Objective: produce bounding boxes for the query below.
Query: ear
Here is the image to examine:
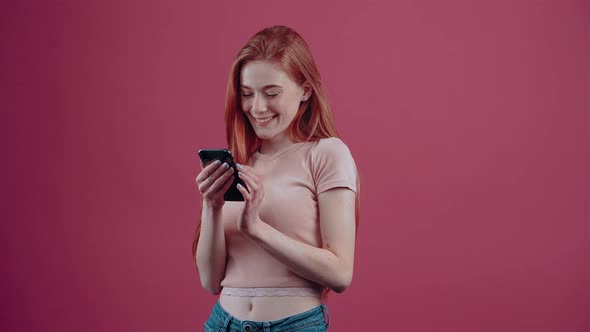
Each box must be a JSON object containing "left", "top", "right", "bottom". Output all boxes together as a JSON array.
[{"left": 301, "top": 81, "right": 313, "bottom": 101}]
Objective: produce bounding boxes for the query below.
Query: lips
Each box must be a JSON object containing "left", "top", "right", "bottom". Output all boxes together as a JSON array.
[{"left": 254, "top": 115, "right": 277, "bottom": 126}]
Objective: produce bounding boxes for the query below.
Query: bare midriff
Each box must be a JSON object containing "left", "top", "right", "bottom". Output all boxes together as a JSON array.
[{"left": 218, "top": 294, "right": 322, "bottom": 321}]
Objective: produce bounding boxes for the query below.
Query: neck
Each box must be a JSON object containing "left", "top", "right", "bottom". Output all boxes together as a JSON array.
[{"left": 258, "top": 134, "right": 296, "bottom": 155}]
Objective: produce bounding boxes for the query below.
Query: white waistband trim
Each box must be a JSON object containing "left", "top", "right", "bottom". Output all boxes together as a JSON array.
[{"left": 221, "top": 287, "right": 322, "bottom": 297}]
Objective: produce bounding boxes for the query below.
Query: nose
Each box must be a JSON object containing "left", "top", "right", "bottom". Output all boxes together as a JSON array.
[{"left": 250, "top": 94, "right": 267, "bottom": 114}]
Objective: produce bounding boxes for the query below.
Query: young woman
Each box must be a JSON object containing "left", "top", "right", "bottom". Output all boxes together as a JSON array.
[{"left": 193, "top": 25, "right": 360, "bottom": 332}]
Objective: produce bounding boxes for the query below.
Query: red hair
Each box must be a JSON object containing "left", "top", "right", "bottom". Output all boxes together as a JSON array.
[{"left": 192, "top": 26, "right": 360, "bottom": 301}]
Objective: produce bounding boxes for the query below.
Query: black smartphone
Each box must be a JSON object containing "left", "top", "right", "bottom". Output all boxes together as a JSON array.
[{"left": 198, "top": 149, "right": 247, "bottom": 201}]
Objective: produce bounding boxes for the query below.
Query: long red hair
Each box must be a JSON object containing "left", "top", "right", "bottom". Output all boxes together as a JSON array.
[{"left": 192, "top": 25, "right": 360, "bottom": 301}]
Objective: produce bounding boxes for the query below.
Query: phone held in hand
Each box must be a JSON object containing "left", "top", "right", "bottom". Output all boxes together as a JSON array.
[{"left": 198, "top": 149, "right": 247, "bottom": 201}]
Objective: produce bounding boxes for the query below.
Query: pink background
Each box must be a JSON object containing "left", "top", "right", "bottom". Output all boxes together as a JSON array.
[{"left": 2, "top": 0, "right": 589, "bottom": 331}]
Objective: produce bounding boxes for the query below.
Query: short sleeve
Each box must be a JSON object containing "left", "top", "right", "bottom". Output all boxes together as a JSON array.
[{"left": 311, "top": 137, "right": 358, "bottom": 195}]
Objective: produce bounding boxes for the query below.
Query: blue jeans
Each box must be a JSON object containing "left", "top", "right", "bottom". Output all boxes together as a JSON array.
[{"left": 203, "top": 300, "right": 331, "bottom": 332}]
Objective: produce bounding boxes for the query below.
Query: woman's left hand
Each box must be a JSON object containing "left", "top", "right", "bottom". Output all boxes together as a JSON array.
[{"left": 235, "top": 164, "right": 264, "bottom": 234}]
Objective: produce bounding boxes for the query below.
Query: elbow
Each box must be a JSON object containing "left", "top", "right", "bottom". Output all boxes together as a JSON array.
[
  {"left": 205, "top": 287, "right": 221, "bottom": 295},
  {"left": 197, "top": 268, "right": 222, "bottom": 295},
  {"left": 200, "top": 278, "right": 222, "bottom": 295},
  {"left": 332, "top": 277, "right": 352, "bottom": 294},
  {"left": 331, "top": 269, "right": 353, "bottom": 294},
  {"left": 196, "top": 260, "right": 223, "bottom": 295}
]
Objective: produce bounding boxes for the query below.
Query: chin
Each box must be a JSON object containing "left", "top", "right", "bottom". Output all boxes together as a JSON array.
[
  {"left": 254, "top": 132, "right": 275, "bottom": 140},
  {"left": 251, "top": 126, "right": 279, "bottom": 140}
]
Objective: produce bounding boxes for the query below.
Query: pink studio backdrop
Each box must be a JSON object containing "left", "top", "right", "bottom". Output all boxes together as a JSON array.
[{"left": 2, "top": 0, "right": 589, "bottom": 331}]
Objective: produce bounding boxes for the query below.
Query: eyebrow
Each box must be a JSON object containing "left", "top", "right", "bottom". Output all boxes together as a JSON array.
[{"left": 240, "top": 84, "right": 283, "bottom": 89}]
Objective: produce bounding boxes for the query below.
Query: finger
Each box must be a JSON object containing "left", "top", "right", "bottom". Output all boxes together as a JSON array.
[
  {"left": 237, "top": 183, "right": 251, "bottom": 201},
  {"left": 211, "top": 161, "right": 231, "bottom": 179},
  {"left": 196, "top": 160, "right": 222, "bottom": 183},
  {"left": 214, "top": 170, "right": 235, "bottom": 195},
  {"left": 209, "top": 167, "right": 234, "bottom": 195},
  {"left": 201, "top": 162, "right": 231, "bottom": 192},
  {"left": 238, "top": 171, "right": 257, "bottom": 193},
  {"left": 237, "top": 164, "right": 260, "bottom": 182}
]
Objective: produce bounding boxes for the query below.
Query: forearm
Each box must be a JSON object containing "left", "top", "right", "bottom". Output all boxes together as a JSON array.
[
  {"left": 195, "top": 203, "right": 227, "bottom": 294},
  {"left": 244, "top": 219, "right": 353, "bottom": 293}
]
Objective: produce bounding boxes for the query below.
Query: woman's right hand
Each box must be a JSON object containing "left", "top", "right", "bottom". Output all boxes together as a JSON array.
[{"left": 195, "top": 160, "right": 235, "bottom": 209}]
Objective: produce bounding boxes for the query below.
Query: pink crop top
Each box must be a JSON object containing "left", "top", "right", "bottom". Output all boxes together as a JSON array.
[{"left": 219, "top": 137, "right": 358, "bottom": 289}]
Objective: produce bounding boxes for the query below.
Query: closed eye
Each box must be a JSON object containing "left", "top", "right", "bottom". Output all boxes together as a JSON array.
[{"left": 240, "top": 92, "right": 280, "bottom": 98}]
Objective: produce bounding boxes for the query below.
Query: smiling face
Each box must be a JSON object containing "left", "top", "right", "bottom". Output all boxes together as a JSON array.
[{"left": 240, "top": 60, "right": 311, "bottom": 144}]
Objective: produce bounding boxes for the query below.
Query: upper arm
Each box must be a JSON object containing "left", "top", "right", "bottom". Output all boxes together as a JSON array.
[
  {"left": 318, "top": 188, "right": 356, "bottom": 267},
  {"left": 312, "top": 137, "right": 358, "bottom": 270}
]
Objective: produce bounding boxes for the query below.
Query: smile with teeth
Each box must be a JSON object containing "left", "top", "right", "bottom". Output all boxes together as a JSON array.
[{"left": 255, "top": 115, "right": 277, "bottom": 125}]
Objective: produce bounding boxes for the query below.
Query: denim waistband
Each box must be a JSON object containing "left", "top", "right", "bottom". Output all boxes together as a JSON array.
[{"left": 208, "top": 300, "right": 330, "bottom": 332}]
